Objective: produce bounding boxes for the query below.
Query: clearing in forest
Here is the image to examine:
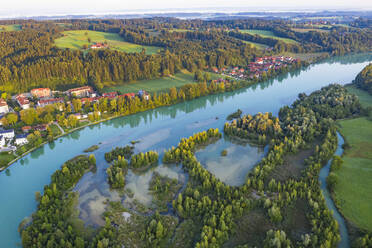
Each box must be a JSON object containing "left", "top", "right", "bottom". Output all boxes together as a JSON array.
[
  {"left": 0, "top": 24, "right": 21, "bottom": 32},
  {"left": 240, "top": 29, "right": 298, "bottom": 44},
  {"left": 55, "top": 30, "right": 161, "bottom": 55}
]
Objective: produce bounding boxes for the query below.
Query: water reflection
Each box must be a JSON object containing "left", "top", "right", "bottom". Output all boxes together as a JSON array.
[{"left": 195, "top": 137, "right": 268, "bottom": 186}]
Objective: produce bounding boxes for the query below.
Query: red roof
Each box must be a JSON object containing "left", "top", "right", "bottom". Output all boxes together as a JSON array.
[
  {"left": 38, "top": 98, "right": 64, "bottom": 106},
  {"left": 0, "top": 99, "right": 7, "bottom": 107},
  {"left": 102, "top": 92, "right": 118, "bottom": 98}
]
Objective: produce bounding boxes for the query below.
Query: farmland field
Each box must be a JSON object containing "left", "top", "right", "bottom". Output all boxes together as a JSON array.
[
  {"left": 333, "top": 86, "right": 372, "bottom": 232},
  {"left": 240, "top": 29, "right": 298, "bottom": 44},
  {"left": 55, "top": 30, "right": 161, "bottom": 55},
  {"left": 0, "top": 24, "right": 21, "bottom": 32}
]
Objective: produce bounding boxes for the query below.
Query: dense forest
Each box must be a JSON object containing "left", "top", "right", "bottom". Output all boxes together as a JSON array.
[
  {"left": 0, "top": 18, "right": 371, "bottom": 93},
  {"left": 354, "top": 63, "right": 372, "bottom": 94}
]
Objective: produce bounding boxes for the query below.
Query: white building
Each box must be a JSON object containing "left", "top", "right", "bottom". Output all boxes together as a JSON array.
[
  {"left": 0, "top": 99, "right": 9, "bottom": 114},
  {"left": 0, "top": 129, "right": 15, "bottom": 140},
  {"left": 15, "top": 134, "right": 28, "bottom": 146}
]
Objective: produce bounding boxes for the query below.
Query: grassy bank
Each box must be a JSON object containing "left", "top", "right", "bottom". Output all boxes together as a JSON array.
[{"left": 55, "top": 30, "right": 161, "bottom": 55}]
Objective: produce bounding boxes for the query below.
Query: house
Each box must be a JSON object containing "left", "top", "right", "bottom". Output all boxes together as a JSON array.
[
  {"left": 90, "top": 43, "right": 108, "bottom": 49},
  {"left": 16, "top": 95, "right": 30, "bottom": 109},
  {"left": 120, "top": 93, "right": 136, "bottom": 99},
  {"left": 67, "top": 86, "right": 94, "bottom": 98},
  {"left": 212, "top": 67, "right": 219, "bottom": 73},
  {"left": 37, "top": 98, "right": 64, "bottom": 108},
  {"left": 138, "top": 90, "right": 150, "bottom": 100},
  {"left": 0, "top": 99, "right": 9, "bottom": 114},
  {"left": 102, "top": 92, "right": 118, "bottom": 99},
  {"left": 34, "top": 124, "right": 47, "bottom": 132},
  {"left": 22, "top": 126, "right": 32, "bottom": 133},
  {"left": 15, "top": 134, "right": 28, "bottom": 146},
  {"left": 0, "top": 129, "right": 15, "bottom": 140},
  {"left": 31, "top": 88, "right": 51, "bottom": 98},
  {"left": 73, "top": 113, "right": 82, "bottom": 120}
]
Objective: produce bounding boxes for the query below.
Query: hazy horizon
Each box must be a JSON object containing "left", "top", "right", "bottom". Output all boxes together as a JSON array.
[{"left": 1, "top": 0, "right": 372, "bottom": 19}]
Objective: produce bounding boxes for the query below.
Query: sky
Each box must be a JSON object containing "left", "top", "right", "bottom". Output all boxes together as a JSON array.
[{"left": 2, "top": 0, "right": 372, "bottom": 18}]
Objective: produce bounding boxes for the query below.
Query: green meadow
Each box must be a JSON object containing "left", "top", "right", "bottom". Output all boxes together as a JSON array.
[
  {"left": 240, "top": 29, "right": 298, "bottom": 44},
  {"left": 55, "top": 30, "right": 161, "bottom": 55},
  {"left": 333, "top": 86, "right": 372, "bottom": 232},
  {"left": 241, "top": 40, "right": 269, "bottom": 50},
  {"left": 102, "top": 71, "right": 220, "bottom": 94},
  {"left": 0, "top": 24, "right": 21, "bottom": 32}
]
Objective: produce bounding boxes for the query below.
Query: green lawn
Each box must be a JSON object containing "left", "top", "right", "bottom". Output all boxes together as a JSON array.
[
  {"left": 335, "top": 117, "right": 372, "bottom": 232},
  {"left": 240, "top": 29, "right": 299, "bottom": 44},
  {"left": 0, "top": 24, "right": 21, "bottom": 32},
  {"left": 54, "top": 30, "right": 161, "bottom": 55},
  {"left": 0, "top": 152, "right": 16, "bottom": 168},
  {"left": 102, "top": 71, "right": 199, "bottom": 94}
]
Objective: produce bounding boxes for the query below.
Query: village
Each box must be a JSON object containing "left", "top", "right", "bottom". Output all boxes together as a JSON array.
[
  {"left": 0, "top": 85, "right": 149, "bottom": 153},
  {"left": 211, "top": 55, "right": 299, "bottom": 81}
]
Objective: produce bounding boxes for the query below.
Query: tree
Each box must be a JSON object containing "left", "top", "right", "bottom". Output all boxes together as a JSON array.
[
  {"left": 20, "top": 108, "right": 38, "bottom": 125},
  {"left": 6, "top": 113, "right": 18, "bottom": 126}
]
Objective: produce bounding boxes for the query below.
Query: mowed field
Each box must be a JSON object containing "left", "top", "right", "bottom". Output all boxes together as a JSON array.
[
  {"left": 55, "top": 30, "right": 161, "bottom": 55},
  {"left": 291, "top": 28, "right": 329, "bottom": 33},
  {"left": 240, "top": 29, "right": 298, "bottom": 44},
  {"left": 333, "top": 86, "right": 372, "bottom": 232},
  {"left": 0, "top": 24, "right": 21, "bottom": 32}
]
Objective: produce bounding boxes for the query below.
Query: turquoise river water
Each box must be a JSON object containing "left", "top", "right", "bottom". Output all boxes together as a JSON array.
[{"left": 0, "top": 53, "right": 371, "bottom": 247}]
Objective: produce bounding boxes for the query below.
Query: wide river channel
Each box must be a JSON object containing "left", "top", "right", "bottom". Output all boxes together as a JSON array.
[{"left": 0, "top": 53, "right": 371, "bottom": 247}]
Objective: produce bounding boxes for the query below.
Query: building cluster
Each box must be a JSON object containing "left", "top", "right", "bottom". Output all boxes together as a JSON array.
[
  {"left": 211, "top": 56, "right": 298, "bottom": 80},
  {"left": 0, "top": 85, "right": 152, "bottom": 151},
  {"left": 0, "top": 129, "right": 28, "bottom": 150}
]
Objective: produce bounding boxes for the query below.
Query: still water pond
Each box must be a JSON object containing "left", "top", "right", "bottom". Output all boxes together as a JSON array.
[{"left": 0, "top": 53, "right": 371, "bottom": 247}]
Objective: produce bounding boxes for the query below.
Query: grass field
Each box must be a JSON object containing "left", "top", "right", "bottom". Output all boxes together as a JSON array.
[
  {"left": 240, "top": 29, "right": 298, "bottom": 44},
  {"left": 55, "top": 30, "right": 161, "bottom": 55},
  {"left": 291, "top": 28, "right": 329, "bottom": 33},
  {"left": 0, "top": 24, "right": 21, "bottom": 32},
  {"left": 241, "top": 40, "right": 269, "bottom": 50},
  {"left": 0, "top": 152, "right": 16, "bottom": 168},
  {"left": 102, "top": 71, "right": 220, "bottom": 94},
  {"left": 335, "top": 117, "right": 372, "bottom": 232},
  {"left": 333, "top": 86, "right": 372, "bottom": 232}
]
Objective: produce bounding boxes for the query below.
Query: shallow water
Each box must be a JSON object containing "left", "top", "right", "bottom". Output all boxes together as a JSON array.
[
  {"left": 195, "top": 138, "right": 268, "bottom": 186},
  {"left": 0, "top": 53, "right": 371, "bottom": 247}
]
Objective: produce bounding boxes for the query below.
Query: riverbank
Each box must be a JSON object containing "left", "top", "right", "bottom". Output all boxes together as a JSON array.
[{"left": 0, "top": 59, "right": 308, "bottom": 172}]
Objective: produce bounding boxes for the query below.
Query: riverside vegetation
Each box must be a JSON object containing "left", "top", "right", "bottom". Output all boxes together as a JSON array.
[{"left": 19, "top": 83, "right": 367, "bottom": 248}]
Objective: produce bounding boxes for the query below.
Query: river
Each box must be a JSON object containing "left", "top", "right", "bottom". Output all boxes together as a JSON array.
[{"left": 0, "top": 53, "right": 371, "bottom": 247}]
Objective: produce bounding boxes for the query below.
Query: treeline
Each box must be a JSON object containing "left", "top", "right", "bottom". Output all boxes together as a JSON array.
[
  {"left": 130, "top": 151, "right": 159, "bottom": 169},
  {"left": 224, "top": 112, "right": 282, "bottom": 145},
  {"left": 106, "top": 155, "right": 128, "bottom": 189},
  {"left": 1, "top": 18, "right": 371, "bottom": 93},
  {"left": 104, "top": 145, "right": 134, "bottom": 162},
  {"left": 20, "top": 155, "right": 97, "bottom": 247},
  {"left": 354, "top": 63, "right": 372, "bottom": 94}
]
